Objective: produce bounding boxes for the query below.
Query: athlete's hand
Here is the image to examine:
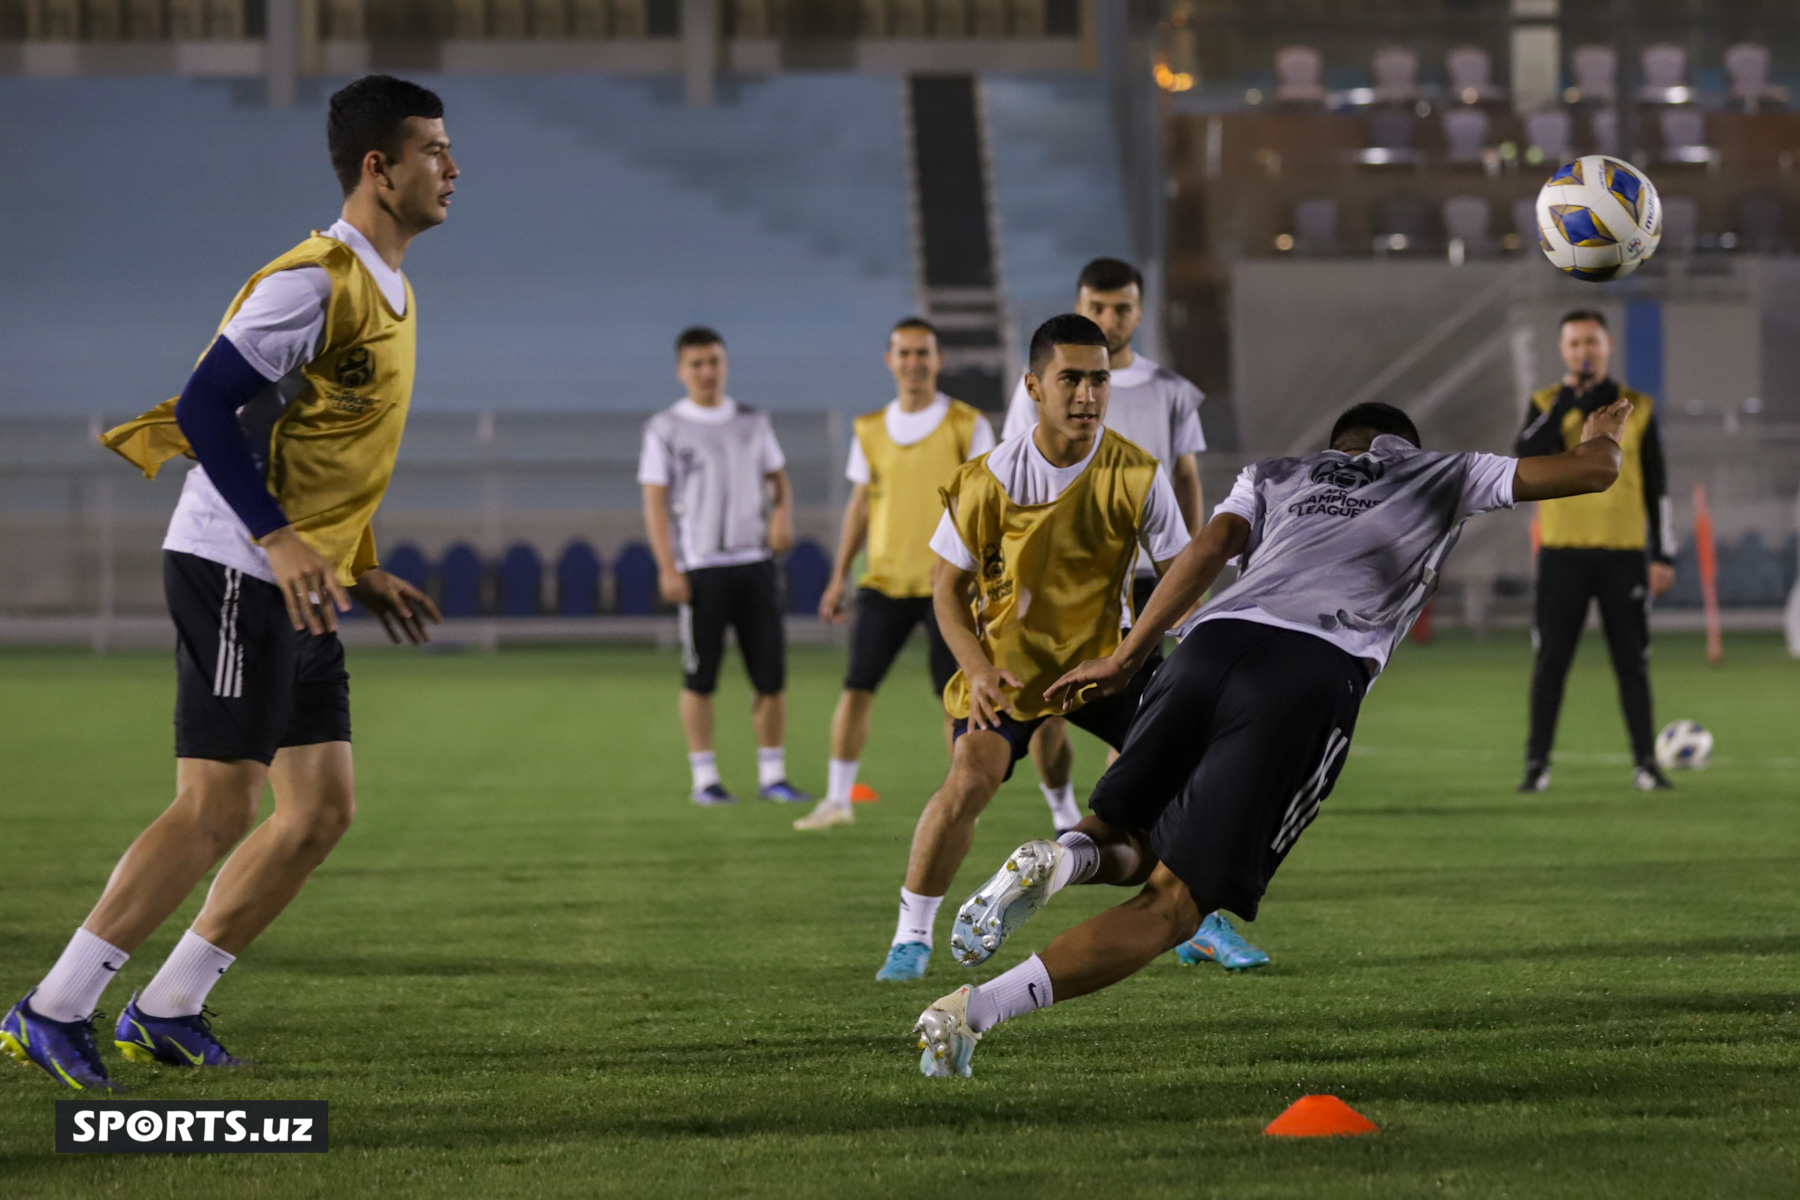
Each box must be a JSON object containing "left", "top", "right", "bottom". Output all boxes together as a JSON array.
[
  {"left": 819, "top": 578, "right": 848, "bottom": 623},
  {"left": 351, "top": 568, "right": 442, "bottom": 646},
  {"left": 965, "top": 665, "right": 1022, "bottom": 731},
  {"left": 261, "top": 527, "right": 350, "bottom": 635},
  {"left": 1580, "top": 397, "right": 1633, "bottom": 445},
  {"left": 1649, "top": 560, "right": 1676, "bottom": 598},
  {"left": 659, "top": 566, "right": 691, "bottom": 607},
  {"left": 1045, "top": 656, "right": 1129, "bottom": 712}
]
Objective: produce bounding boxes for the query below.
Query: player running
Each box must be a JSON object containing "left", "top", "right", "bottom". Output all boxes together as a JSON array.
[
  {"left": 639, "top": 327, "right": 807, "bottom": 807},
  {"left": 875, "top": 314, "right": 1189, "bottom": 981},
  {"left": 794, "top": 318, "right": 995, "bottom": 831},
  {"left": 3, "top": 76, "right": 451, "bottom": 1090},
  {"left": 912, "top": 397, "right": 1635, "bottom": 1076}
]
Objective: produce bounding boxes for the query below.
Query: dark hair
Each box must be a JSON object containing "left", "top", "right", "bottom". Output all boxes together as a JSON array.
[
  {"left": 1330, "top": 402, "right": 1420, "bottom": 449},
  {"left": 675, "top": 326, "right": 724, "bottom": 355},
  {"left": 327, "top": 75, "right": 444, "bottom": 197},
  {"left": 891, "top": 317, "right": 939, "bottom": 339},
  {"left": 1077, "top": 257, "right": 1143, "bottom": 295},
  {"left": 1560, "top": 309, "right": 1608, "bottom": 331},
  {"left": 1028, "top": 314, "right": 1109, "bottom": 377}
]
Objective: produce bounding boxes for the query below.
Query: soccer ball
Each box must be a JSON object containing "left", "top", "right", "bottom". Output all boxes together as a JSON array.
[
  {"left": 1654, "top": 719, "right": 1713, "bottom": 771},
  {"left": 1535, "top": 155, "right": 1662, "bottom": 282}
]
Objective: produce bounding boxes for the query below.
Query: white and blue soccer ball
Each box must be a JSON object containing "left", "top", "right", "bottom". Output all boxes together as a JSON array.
[
  {"left": 1535, "top": 155, "right": 1663, "bottom": 282},
  {"left": 1655, "top": 719, "right": 1714, "bottom": 771}
]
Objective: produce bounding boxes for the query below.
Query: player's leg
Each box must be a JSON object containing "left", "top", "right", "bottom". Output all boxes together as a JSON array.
[
  {"left": 877, "top": 725, "right": 1018, "bottom": 981},
  {"left": 921, "top": 601, "right": 960, "bottom": 756},
  {"left": 1523, "top": 548, "right": 1593, "bottom": 791},
  {"left": 734, "top": 560, "right": 806, "bottom": 802},
  {"left": 1594, "top": 550, "right": 1665, "bottom": 788},
  {"left": 1027, "top": 720, "right": 1081, "bottom": 831},
  {"left": 679, "top": 566, "right": 732, "bottom": 804},
  {"left": 798, "top": 590, "right": 918, "bottom": 828}
]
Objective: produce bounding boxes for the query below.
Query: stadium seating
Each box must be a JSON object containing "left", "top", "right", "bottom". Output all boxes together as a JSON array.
[
  {"left": 499, "top": 544, "right": 544, "bottom": 617},
  {"left": 440, "top": 544, "right": 486, "bottom": 618},
  {"left": 613, "top": 543, "right": 659, "bottom": 615},
  {"left": 785, "top": 540, "right": 830, "bottom": 615},
  {"left": 556, "top": 542, "right": 604, "bottom": 616}
]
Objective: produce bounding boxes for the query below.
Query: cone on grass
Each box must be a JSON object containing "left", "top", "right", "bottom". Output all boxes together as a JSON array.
[
  {"left": 850, "top": 783, "right": 879, "bottom": 804},
  {"left": 1263, "top": 1094, "right": 1379, "bottom": 1137}
]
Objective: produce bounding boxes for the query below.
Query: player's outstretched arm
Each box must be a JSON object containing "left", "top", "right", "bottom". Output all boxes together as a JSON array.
[
  {"left": 819, "top": 483, "right": 870, "bottom": 623},
  {"left": 931, "top": 558, "right": 1020, "bottom": 730},
  {"left": 1045, "top": 512, "right": 1251, "bottom": 710},
  {"left": 1511, "top": 397, "right": 1630, "bottom": 502}
]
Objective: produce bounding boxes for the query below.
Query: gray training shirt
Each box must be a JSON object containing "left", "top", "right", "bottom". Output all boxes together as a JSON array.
[
  {"left": 637, "top": 398, "right": 787, "bottom": 572},
  {"left": 1180, "top": 434, "right": 1516, "bottom": 678}
]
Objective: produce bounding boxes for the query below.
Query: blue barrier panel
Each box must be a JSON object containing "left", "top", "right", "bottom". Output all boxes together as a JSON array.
[
  {"left": 614, "top": 543, "right": 658, "bottom": 615},
  {"left": 786, "top": 540, "right": 829, "bottom": 615},
  {"left": 385, "top": 544, "right": 431, "bottom": 591},
  {"left": 440, "top": 543, "right": 484, "bottom": 618},
  {"left": 556, "top": 542, "right": 603, "bottom": 616},
  {"left": 499, "top": 543, "right": 543, "bottom": 617}
]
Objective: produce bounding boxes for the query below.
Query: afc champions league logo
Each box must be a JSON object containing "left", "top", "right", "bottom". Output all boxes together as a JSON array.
[
  {"left": 334, "top": 348, "right": 376, "bottom": 389},
  {"left": 1308, "top": 458, "right": 1383, "bottom": 491}
]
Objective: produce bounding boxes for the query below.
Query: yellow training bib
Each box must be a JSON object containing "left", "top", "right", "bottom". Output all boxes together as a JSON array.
[{"left": 857, "top": 399, "right": 983, "bottom": 599}]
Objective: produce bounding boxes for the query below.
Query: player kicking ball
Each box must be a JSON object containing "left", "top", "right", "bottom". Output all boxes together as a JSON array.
[
  {"left": 875, "top": 314, "right": 1189, "bottom": 981},
  {"left": 3, "top": 76, "right": 450, "bottom": 1090},
  {"left": 913, "top": 397, "right": 1636, "bottom": 1076}
]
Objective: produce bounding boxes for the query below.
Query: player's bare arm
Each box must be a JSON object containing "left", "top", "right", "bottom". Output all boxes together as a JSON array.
[
  {"left": 766, "top": 469, "right": 795, "bottom": 556},
  {"left": 1045, "top": 512, "right": 1252, "bottom": 710},
  {"left": 641, "top": 482, "right": 690, "bottom": 605},
  {"left": 819, "top": 483, "right": 870, "bottom": 622},
  {"left": 1171, "top": 451, "right": 1204, "bottom": 534},
  {"left": 931, "top": 557, "right": 1019, "bottom": 731},
  {"left": 351, "top": 568, "right": 442, "bottom": 645},
  {"left": 1512, "top": 397, "right": 1630, "bottom": 502}
]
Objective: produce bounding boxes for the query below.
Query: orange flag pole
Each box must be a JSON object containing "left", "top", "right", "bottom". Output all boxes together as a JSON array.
[{"left": 1692, "top": 483, "right": 1722, "bottom": 665}]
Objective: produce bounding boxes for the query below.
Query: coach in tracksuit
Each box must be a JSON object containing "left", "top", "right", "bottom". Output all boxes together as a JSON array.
[{"left": 1516, "top": 309, "right": 1676, "bottom": 793}]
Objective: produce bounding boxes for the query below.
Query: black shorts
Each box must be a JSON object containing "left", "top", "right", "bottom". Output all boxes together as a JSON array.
[
  {"left": 1088, "top": 619, "right": 1368, "bottom": 921},
  {"left": 843, "top": 588, "right": 958, "bottom": 697},
  {"left": 951, "top": 651, "right": 1161, "bottom": 783},
  {"left": 166, "top": 550, "right": 351, "bottom": 765},
  {"left": 680, "top": 559, "right": 785, "bottom": 696}
]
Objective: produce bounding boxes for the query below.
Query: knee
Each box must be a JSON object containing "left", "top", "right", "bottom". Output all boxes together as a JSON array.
[
  {"left": 291, "top": 791, "right": 356, "bottom": 854},
  {"left": 1135, "top": 871, "right": 1204, "bottom": 951},
  {"left": 932, "top": 777, "right": 995, "bottom": 825},
  {"left": 176, "top": 781, "right": 259, "bottom": 853}
]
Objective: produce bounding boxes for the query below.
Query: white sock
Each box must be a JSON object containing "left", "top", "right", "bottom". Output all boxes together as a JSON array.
[
  {"left": 966, "top": 954, "right": 1054, "bottom": 1033},
  {"left": 895, "top": 888, "right": 943, "bottom": 948},
  {"left": 1041, "top": 782, "right": 1082, "bottom": 831},
  {"left": 33, "top": 928, "right": 129, "bottom": 1022},
  {"left": 689, "top": 751, "right": 720, "bottom": 791},
  {"left": 137, "top": 930, "right": 236, "bottom": 1019},
  {"left": 825, "top": 757, "right": 860, "bottom": 805},
  {"left": 757, "top": 747, "right": 787, "bottom": 788},
  {"left": 1050, "top": 830, "right": 1100, "bottom": 894}
]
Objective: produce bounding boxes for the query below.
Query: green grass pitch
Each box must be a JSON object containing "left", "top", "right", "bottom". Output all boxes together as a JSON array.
[{"left": 1, "top": 633, "right": 1796, "bottom": 1198}]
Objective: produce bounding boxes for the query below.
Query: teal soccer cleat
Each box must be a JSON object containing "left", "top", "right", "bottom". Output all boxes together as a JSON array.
[
  {"left": 914, "top": 986, "right": 981, "bottom": 1078},
  {"left": 1176, "top": 912, "right": 1270, "bottom": 971},
  {"left": 876, "top": 941, "right": 930, "bottom": 981}
]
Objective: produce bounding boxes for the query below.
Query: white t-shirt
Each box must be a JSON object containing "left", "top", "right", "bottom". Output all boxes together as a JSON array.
[
  {"left": 635, "top": 397, "right": 786, "bottom": 486},
  {"left": 843, "top": 393, "right": 997, "bottom": 484},
  {"left": 636, "top": 397, "right": 787, "bottom": 571},
  {"left": 928, "top": 430, "right": 1190, "bottom": 578},
  {"left": 163, "top": 219, "right": 407, "bottom": 583}
]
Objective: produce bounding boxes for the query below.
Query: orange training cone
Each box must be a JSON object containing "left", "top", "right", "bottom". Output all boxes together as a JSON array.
[
  {"left": 1263, "top": 1094, "right": 1380, "bottom": 1137},
  {"left": 850, "top": 783, "right": 880, "bottom": 804}
]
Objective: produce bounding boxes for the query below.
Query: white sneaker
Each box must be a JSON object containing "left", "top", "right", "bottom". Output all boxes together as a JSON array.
[
  {"left": 914, "top": 986, "right": 981, "bottom": 1078},
  {"left": 950, "top": 839, "right": 1064, "bottom": 966},
  {"left": 792, "top": 800, "right": 853, "bottom": 831}
]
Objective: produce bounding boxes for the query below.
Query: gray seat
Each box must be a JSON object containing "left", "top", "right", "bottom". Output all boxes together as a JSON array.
[
  {"left": 1572, "top": 45, "right": 1616, "bottom": 103},
  {"left": 1292, "top": 197, "right": 1341, "bottom": 255},
  {"left": 1525, "top": 111, "right": 1572, "bottom": 164},
  {"left": 1725, "top": 42, "right": 1788, "bottom": 109},
  {"left": 1442, "top": 195, "right": 1492, "bottom": 245},
  {"left": 1640, "top": 43, "right": 1687, "bottom": 102},
  {"left": 1275, "top": 45, "right": 1327, "bottom": 104},
  {"left": 1446, "top": 45, "right": 1501, "bottom": 103},
  {"left": 1589, "top": 109, "right": 1618, "bottom": 155},
  {"left": 1372, "top": 46, "right": 1420, "bottom": 103},
  {"left": 1442, "top": 108, "right": 1489, "bottom": 163},
  {"left": 1659, "top": 109, "right": 1707, "bottom": 158}
]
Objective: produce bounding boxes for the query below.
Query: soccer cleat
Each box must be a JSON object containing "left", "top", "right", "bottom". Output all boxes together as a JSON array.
[
  {"left": 876, "top": 941, "right": 931, "bottom": 981},
  {"left": 792, "top": 800, "right": 853, "bottom": 830},
  {"left": 1517, "top": 762, "right": 1551, "bottom": 793},
  {"left": 1176, "top": 911, "right": 1271, "bottom": 971},
  {"left": 757, "top": 780, "right": 812, "bottom": 804},
  {"left": 1633, "top": 763, "right": 1674, "bottom": 792},
  {"left": 1, "top": 991, "right": 120, "bottom": 1092},
  {"left": 914, "top": 986, "right": 981, "bottom": 1078},
  {"left": 691, "top": 783, "right": 738, "bottom": 806},
  {"left": 113, "top": 994, "right": 246, "bottom": 1068},
  {"left": 949, "top": 839, "right": 1064, "bottom": 967}
]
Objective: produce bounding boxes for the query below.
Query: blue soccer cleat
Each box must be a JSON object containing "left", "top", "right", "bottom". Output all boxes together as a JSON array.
[
  {"left": 1, "top": 990, "right": 120, "bottom": 1091},
  {"left": 113, "top": 994, "right": 247, "bottom": 1068},
  {"left": 692, "top": 783, "right": 738, "bottom": 806},
  {"left": 914, "top": 986, "right": 981, "bottom": 1078},
  {"left": 1176, "top": 912, "right": 1271, "bottom": 971},
  {"left": 876, "top": 941, "right": 931, "bottom": 981},
  {"left": 757, "top": 780, "right": 811, "bottom": 803}
]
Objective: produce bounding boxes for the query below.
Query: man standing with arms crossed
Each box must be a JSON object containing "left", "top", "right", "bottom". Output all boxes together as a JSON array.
[
  {"left": 795, "top": 319, "right": 995, "bottom": 831},
  {"left": 1517, "top": 310, "right": 1676, "bottom": 793}
]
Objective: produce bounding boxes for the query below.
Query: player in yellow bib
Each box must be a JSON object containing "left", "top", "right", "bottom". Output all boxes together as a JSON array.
[
  {"left": 795, "top": 318, "right": 996, "bottom": 830},
  {"left": 873, "top": 315, "right": 1190, "bottom": 981},
  {"left": 2, "top": 76, "right": 452, "bottom": 1090}
]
